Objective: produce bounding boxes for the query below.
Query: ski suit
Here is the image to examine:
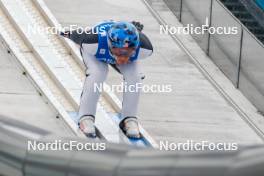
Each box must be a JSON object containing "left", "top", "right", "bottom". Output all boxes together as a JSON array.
[{"left": 65, "top": 21, "right": 153, "bottom": 121}]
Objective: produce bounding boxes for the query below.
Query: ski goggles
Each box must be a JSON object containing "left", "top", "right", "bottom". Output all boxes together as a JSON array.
[{"left": 110, "top": 47, "right": 136, "bottom": 57}]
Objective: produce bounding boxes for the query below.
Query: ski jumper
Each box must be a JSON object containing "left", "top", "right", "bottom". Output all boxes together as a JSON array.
[{"left": 66, "top": 21, "right": 153, "bottom": 121}]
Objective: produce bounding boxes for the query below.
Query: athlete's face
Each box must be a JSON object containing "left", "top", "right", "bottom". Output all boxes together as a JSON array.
[{"left": 110, "top": 47, "right": 135, "bottom": 65}]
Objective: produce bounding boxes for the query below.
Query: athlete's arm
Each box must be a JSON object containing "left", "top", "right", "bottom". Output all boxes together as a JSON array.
[
  {"left": 60, "top": 22, "right": 153, "bottom": 59},
  {"left": 138, "top": 32, "right": 153, "bottom": 59},
  {"left": 60, "top": 29, "right": 98, "bottom": 46},
  {"left": 60, "top": 29, "right": 99, "bottom": 56}
]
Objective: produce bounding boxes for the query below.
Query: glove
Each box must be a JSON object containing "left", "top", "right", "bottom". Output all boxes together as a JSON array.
[
  {"left": 131, "top": 21, "right": 144, "bottom": 32},
  {"left": 60, "top": 31, "right": 71, "bottom": 38}
]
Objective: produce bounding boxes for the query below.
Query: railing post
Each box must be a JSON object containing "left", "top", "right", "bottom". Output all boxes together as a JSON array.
[
  {"left": 236, "top": 27, "right": 244, "bottom": 88},
  {"left": 179, "top": 0, "right": 183, "bottom": 22},
  {"left": 207, "top": 0, "right": 213, "bottom": 55}
]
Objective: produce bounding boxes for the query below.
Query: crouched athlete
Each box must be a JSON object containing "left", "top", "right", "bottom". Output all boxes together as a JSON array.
[{"left": 61, "top": 21, "right": 153, "bottom": 139}]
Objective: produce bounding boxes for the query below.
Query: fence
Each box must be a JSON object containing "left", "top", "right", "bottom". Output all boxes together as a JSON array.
[{"left": 164, "top": 0, "right": 264, "bottom": 113}]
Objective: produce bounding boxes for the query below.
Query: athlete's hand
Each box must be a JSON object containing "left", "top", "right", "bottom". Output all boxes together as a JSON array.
[
  {"left": 131, "top": 21, "right": 144, "bottom": 32},
  {"left": 60, "top": 31, "right": 71, "bottom": 38}
]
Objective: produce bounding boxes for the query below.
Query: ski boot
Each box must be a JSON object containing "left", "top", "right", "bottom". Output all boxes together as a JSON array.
[
  {"left": 79, "top": 115, "right": 96, "bottom": 138},
  {"left": 120, "top": 117, "right": 141, "bottom": 139}
]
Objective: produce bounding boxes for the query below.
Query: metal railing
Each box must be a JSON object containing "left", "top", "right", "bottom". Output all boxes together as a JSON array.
[
  {"left": 164, "top": 0, "right": 264, "bottom": 113},
  {"left": 1, "top": 115, "right": 264, "bottom": 176}
]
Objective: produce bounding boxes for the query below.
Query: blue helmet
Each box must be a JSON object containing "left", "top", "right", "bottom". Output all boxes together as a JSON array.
[{"left": 107, "top": 21, "right": 140, "bottom": 49}]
